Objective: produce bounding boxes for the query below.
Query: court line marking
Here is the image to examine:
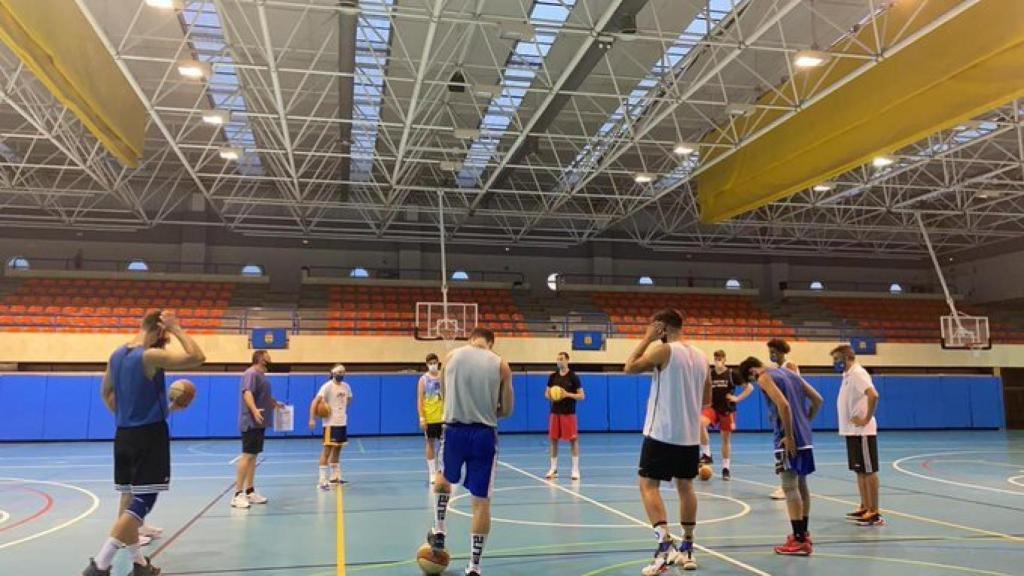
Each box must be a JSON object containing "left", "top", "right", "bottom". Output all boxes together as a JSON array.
[
  {"left": 152, "top": 481, "right": 236, "bottom": 559},
  {"left": 337, "top": 483, "right": 347, "bottom": 576},
  {"left": 228, "top": 454, "right": 243, "bottom": 465},
  {"left": 0, "top": 509, "right": 8, "bottom": 525},
  {"left": 0, "top": 477, "right": 100, "bottom": 551},
  {"left": 732, "top": 476, "right": 1024, "bottom": 543},
  {"left": 446, "top": 484, "right": 750, "bottom": 529},
  {"left": 498, "top": 460, "right": 771, "bottom": 576},
  {"left": 1008, "top": 475, "right": 1024, "bottom": 488},
  {"left": 892, "top": 451, "right": 1024, "bottom": 497},
  {"left": 578, "top": 549, "right": 1015, "bottom": 576},
  {"left": 0, "top": 486, "right": 52, "bottom": 534}
]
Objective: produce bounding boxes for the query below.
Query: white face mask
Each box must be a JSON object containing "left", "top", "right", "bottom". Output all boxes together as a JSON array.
[
  {"left": 427, "top": 363, "right": 439, "bottom": 373},
  {"left": 715, "top": 360, "right": 726, "bottom": 369},
  {"left": 556, "top": 361, "right": 567, "bottom": 371}
]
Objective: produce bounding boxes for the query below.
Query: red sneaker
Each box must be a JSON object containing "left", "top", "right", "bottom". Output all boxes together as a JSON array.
[{"left": 774, "top": 535, "right": 813, "bottom": 556}]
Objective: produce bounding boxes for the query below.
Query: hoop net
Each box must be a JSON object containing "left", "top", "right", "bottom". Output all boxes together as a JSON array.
[
  {"left": 941, "top": 315, "right": 990, "bottom": 350},
  {"left": 415, "top": 301, "right": 478, "bottom": 351}
]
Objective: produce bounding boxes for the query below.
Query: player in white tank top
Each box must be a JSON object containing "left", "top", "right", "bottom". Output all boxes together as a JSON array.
[{"left": 625, "top": 309, "right": 711, "bottom": 574}]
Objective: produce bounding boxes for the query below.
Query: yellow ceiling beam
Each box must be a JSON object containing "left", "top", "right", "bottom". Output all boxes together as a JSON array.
[
  {"left": 0, "top": 0, "right": 146, "bottom": 167},
  {"left": 698, "top": 0, "right": 1024, "bottom": 223}
]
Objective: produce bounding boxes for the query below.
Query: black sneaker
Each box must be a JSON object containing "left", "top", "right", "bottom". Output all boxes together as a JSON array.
[
  {"left": 132, "top": 559, "right": 161, "bottom": 576},
  {"left": 699, "top": 454, "right": 713, "bottom": 465},
  {"left": 82, "top": 559, "right": 111, "bottom": 576},
  {"left": 465, "top": 571, "right": 481, "bottom": 576},
  {"left": 426, "top": 529, "right": 446, "bottom": 552},
  {"left": 721, "top": 467, "right": 731, "bottom": 481}
]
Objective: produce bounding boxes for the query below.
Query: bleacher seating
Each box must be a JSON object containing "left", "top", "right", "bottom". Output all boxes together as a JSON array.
[
  {"left": 0, "top": 278, "right": 234, "bottom": 333},
  {"left": 817, "top": 297, "right": 1023, "bottom": 344},
  {"left": 590, "top": 292, "right": 794, "bottom": 340},
  {"left": 326, "top": 285, "right": 528, "bottom": 336}
]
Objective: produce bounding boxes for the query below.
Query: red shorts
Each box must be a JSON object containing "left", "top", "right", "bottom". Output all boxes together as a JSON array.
[
  {"left": 548, "top": 414, "right": 579, "bottom": 441},
  {"left": 702, "top": 407, "right": 736, "bottom": 432}
]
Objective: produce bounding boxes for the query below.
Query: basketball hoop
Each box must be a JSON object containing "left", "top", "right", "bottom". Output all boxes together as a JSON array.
[{"left": 941, "top": 314, "right": 991, "bottom": 350}]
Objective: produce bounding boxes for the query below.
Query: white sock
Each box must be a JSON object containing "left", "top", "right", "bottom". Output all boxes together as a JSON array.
[
  {"left": 723, "top": 458, "right": 731, "bottom": 469},
  {"left": 427, "top": 458, "right": 437, "bottom": 477},
  {"left": 701, "top": 444, "right": 710, "bottom": 457},
  {"left": 433, "top": 491, "right": 449, "bottom": 534},
  {"left": 549, "top": 457, "right": 557, "bottom": 471},
  {"left": 653, "top": 523, "right": 669, "bottom": 543},
  {"left": 319, "top": 465, "right": 328, "bottom": 481},
  {"left": 128, "top": 542, "right": 147, "bottom": 566},
  {"left": 469, "top": 533, "right": 487, "bottom": 570},
  {"left": 95, "top": 537, "right": 124, "bottom": 570},
  {"left": 571, "top": 456, "right": 580, "bottom": 472},
  {"left": 330, "top": 463, "right": 340, "bottom": 479}
]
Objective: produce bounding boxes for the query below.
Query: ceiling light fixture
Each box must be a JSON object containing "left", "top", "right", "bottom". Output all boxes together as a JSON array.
[
  {"left": 725, "top": 103, "right": 755, "bottom": 117},
  {"left": 177, "top": 60, "right": 211, "bottom": 80},
  {"left": 793, "top": 49, "right": 830, "bottom": 68},
  {"left": 634, "top": 172, "right": 656, "bottom": 184},
  {"left": 812, "top": 182, "right": 834, "bottom": 192},
  {"left": 872, "top": 155, "right": 895, "bottom": 168},
  {"left": 201, "top": 110, "right": 231, "bottom": 125},
  {"left": 673, "top": 142, "right": 696, "bottom": 156},
  {"left": 145, "top": 0, "right": 183, "bottom": 9},
  {"left": 218, "top": 146, "right": 243, "bottom": 161}
]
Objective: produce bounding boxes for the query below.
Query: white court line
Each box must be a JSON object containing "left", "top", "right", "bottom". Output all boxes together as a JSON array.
[
  {"left": 0, "top": 509, "right": 8, "bottom": 525},
  {"left": 1007, "top": 475, "right": 1024, "bottom": 488},
  {"left": 498, "top": 461, "right": 771, "bottom": 576},
  {"left": 731, "top": 476, "right": 1024, "bottom": 543},
  {"left": 447, "top": 484, "right": 751, "bottom": 529},
  {"left": 0, "top": 477, "right": 101, "bottom": 550},
  {"left": 228, "top": 454, "right": 243, "bottom": 465},
  {"left": 892, "top": 451, "right": 1024, "bottom": 497}
]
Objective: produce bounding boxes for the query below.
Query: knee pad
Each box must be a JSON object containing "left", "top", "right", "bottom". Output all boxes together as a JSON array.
[{"left": 126, "top": 492, "right": 158, "bottom": 522}]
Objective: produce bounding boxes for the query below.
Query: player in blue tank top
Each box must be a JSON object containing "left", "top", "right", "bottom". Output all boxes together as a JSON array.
[
  {"left": 83, "top": 310, "right": 206, "bottom": 576},
  {"left": 739, "top": 356, "right": 823, "bottom": 558}
]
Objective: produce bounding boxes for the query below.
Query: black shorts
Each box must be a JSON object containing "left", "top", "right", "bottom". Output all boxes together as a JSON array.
[
  {"left": 324, "top": 425, "right": 348, "bottom": 446},
  {"left": 846, "top": 435, "right": 879, "bottom": 474},
  {"left": 242, "top": 427, "right": 267, "bottom": 455},
  {"left": 425, "top": 423, "right": 444, "bottom": 440},
  {"left": 114, "top": 421, "right": 171, "bottom": 495},
  {"left": 638, "top": 437, "right": 700, "bottom": 481}
]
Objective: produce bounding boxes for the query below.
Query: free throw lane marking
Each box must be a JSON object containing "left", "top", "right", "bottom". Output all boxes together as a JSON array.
[
  {"left": 892, "top": 451, "right": 1024, "bottom": 497},
  {"left": 498, "top": 461, "right": 771, "bottom": 576}
]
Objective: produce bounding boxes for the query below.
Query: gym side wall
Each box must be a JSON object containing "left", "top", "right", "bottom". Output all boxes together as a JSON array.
[{"left": 0, "top": 373, "right": 1004, "bottom": 441}]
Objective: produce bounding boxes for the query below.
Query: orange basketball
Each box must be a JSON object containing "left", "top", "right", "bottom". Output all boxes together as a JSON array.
[
  {"left": 416, "top": 544, "right": 449, "bottom": 575},
  {"left": 168, "top": 379, "right": 196, "bottom": 408},
  {"left": 699, "top": 464, "right": 713, "bottom": 481},
  {"left": 315, "top": 401, "right": 332, "bottom": 419}
]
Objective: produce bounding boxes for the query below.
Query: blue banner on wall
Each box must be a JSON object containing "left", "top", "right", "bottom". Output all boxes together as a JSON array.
[
  {"left": 850, "top": 336, "right": 877, "bottom": 355},
  {"left": 251, "top": 328, "right": 289, "bottom": 349},
  {"left": 572, "top": 331, "right": 605, "bottom": 351}
]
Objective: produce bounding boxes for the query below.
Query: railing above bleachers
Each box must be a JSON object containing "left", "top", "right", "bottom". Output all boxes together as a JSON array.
[
  {"left": 303, "top": 266, "right": 525, "bottom": 285},
  {"left": 557, "top": 273, "right": 756, "bottom": 292}
]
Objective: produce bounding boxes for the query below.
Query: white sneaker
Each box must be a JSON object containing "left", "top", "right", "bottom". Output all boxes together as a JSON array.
[
  {"left": 545, "top": 469, "right": 558, "bottom": 479},
  {"left": 247, "top": 491, "right": 269, "bottom": 505},
  {"left": 138, "top": 524, "right": 163, "bottom": 538},
  {"left": 318, "top": 478, "right": 330, "bottom": 491},
  {"left": 230, "top": 493, "right": 251, "bottom": 509},
  {"left": 669, "top": 543, "right": 698, "bottom": 571},
  {"left": 571, "top": 469, "right": 581, "bottom": 481},
  {"left": 640, "top": 553, "right": 671, "bottom": 576},
  {"left": 771, "top": 487, "right": 786, "bottom": 500},
  {"left": 137, "top": 534, "right": 153, "bottom": 547}
]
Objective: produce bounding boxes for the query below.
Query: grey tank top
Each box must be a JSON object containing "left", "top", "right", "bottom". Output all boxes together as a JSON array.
[{"left": 444, "top": 345, "right": 502, "bottom": 427}]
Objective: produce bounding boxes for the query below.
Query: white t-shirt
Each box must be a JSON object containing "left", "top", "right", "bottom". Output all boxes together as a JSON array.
[
  {"left": 318, "top": 380, "right": 353, "bottom": 427},
  {"left": 838, "top": 363, "right": 877, "bottom": 436},
  {"left": 643, "top": 341, "right": 708, "bottom": 446}
]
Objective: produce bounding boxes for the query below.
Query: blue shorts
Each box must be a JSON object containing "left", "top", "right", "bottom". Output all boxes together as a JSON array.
[
  {"left": 439, "top": 424, "right": 498, "bottom": 499},
  {"left": 775, "top": 448, "right": 815, "bottom": 476}
]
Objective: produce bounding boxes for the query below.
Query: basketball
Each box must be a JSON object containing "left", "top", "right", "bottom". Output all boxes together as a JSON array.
[
  {"left": 416, "top": 543, "right": 449, "bottom": 575},
  {"left": 699, "top": 464, "right": 713, "bottom": 481},
  {"left": 315, "top": 401, "right": 332, "bottom": 418},
  {"left": 549, "top": 386, "right": 565, "bottom": 402},
  {"left": 168, "top": 379, "right": 196, "bottom": 408}
]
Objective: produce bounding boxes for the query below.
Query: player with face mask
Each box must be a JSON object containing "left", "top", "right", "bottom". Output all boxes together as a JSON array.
[{"left": 419, "top": 353, "right": 445, "bottom": 483}]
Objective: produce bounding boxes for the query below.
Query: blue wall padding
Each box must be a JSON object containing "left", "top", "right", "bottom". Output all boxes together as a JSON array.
[
  {"left": 166, "top": 375, "right": 210, "bottom": 439},
  {"left": 43, "top": 375, "right": 94, "bottom": 440},
  {"left": 344, "top": 375, "right": 381, "bottom": 436},
  {"left": 0, "top": 372, "right": 1006, "bottom": 441},
  {"left": 0, "top": 375, "right": 46, "bottom": 440},
  {"left": 379, "top": 374, "right": 423, "bottom": 435},
  {"left": 608, "top": 375, "right": 642, "bottom": 431},
  {"left": 577, "top": 374, "right": 609, "bottom": 432}
]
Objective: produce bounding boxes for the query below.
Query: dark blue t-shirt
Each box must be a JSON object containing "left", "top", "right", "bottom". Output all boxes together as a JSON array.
[
  {"left": 765, "top": 368, "right": 814, "bottom": 451},
  {"left": 239, "top": 366, "right": 273, "bottom": 431}
]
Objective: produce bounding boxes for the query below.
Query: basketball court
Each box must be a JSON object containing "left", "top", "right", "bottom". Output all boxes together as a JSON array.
[{"left": 2, "top": 0, "right": 1024, "bottom": 575}]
